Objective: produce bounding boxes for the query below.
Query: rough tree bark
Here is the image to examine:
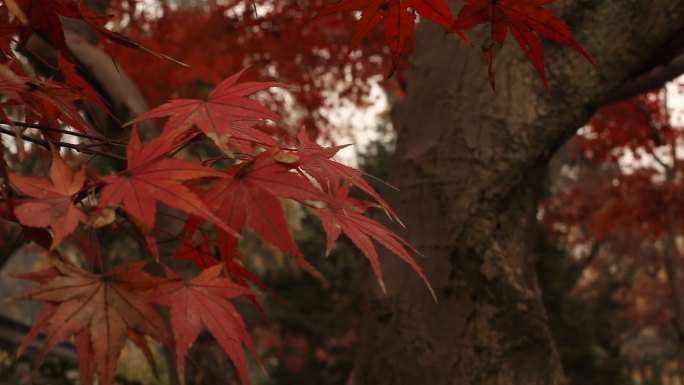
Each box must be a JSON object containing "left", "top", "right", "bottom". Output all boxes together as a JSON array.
[{"left": 355, "top": 2, "right": 684, "bottom": 385}]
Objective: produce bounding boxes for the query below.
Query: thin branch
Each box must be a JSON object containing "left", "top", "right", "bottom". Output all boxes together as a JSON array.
[
  {"left": 0, "top": 127, "right": 126, "bottom": 160},
  {"left": 649, "top": 147, "right": 671, "bottom": 171},
  {"left": 0, "top": 120, "right": 126, "bottom": 146}
]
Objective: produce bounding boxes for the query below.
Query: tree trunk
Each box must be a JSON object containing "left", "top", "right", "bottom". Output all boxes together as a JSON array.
[{"left": 355, "top": 2, "right": 684, "bottom": 384}]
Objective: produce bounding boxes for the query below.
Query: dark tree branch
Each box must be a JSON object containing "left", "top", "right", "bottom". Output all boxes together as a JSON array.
[
  {"left": 607, "top": 50, "right": 684, "bottom": 103},
  {"left": 0, "top": 120, "right": 127, "bottom": 146}
]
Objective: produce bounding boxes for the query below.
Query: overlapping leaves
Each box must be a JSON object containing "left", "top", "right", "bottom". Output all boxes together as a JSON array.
[
  {"left": 11, "top": 71, "right": 432, "bottom": 385},
  {"left": 98, "top": 129, "right": 239, "bottom": 255}
]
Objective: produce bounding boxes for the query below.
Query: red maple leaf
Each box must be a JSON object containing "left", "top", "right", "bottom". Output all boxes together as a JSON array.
[
  {"left": 293, "top": 129, "right": 400, "bottom": 221},
  {"left": 172, "top": 233, "right": 220, "bottom": 270},
  {"left": 15, "top": 258, "right": 172, "bottom": 385},
  {"left": 170, "top": 216, "right": 267, "bottom": 290},
  {"left": 16, "top": 0, "right": 182, "bottom": 66},
  {"left": 453, "top": 0, "right": 593, "bottom": 92},
  {"left": 16, "top": 0, "right": 75, "bottom": 53},
  {"left": 319, "top": 0, "right": 468, "bottom": 61},
  {"left": 19, "top": 76, "right": 95, "bottom": 135},
  {"left": 311, "top": 183, "right": 434, "bottom": 298},
  {"left": 203, "top": 151, "right": 324, "bottom": 274},
  {"left": 9, "top": 147, "right": 86, "bottom": 248},
  {"left": 129, "top": 68, "right": 280, "bottom": 155},
  {"left": 99, "top": 129, "right": 239, "bottom": 254},
  {"left": 155, "top": 264, "right": 257, "bottom": 385},
  {"left": 73, "top": 3, "right": 185, "bottom": 65}
]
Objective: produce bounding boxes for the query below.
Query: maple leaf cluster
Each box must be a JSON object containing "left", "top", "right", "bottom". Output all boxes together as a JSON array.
[
  {"left": 319, "top": 0, "right": 593, "bottom": 90},
  {"left": 543, "top": 88, "right": 679, "bottom": 244},
  {"left": 0, "top": 0, "right": 591, "bottom": 384},
  {"left": 0, "top": 1, "right": 433, "bottom": 383},
  {"left": 3, "top": 70, "right": 430, "bottom": 385}
]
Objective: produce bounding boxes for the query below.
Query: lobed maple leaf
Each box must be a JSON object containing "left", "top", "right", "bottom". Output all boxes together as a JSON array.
[
  {"left": 203, "top": 151, "right": 324, "bottom": 275},
  {"left": 453, "top": 0, "right": 594, "bottom": 92},
  {"left": 311, "top": 183, "right": 434, "bottom": 298},
  {"left": 129, "top": 68, "right": 280, "bottom": 155},
  {"left": 15, "top": 258, "right": 172, "bottom": 385},
  {"left": 155, "top": 264, "right": 257, "bottom": 385},
  {"left": 99, "top": 129, "right": 239, "bottom": 255},
  {"left": 319, "top": 0, "right": 468, "bottom": 62},
  {"left": 8, "top": 147, "right": 86, "bottom": 248}
]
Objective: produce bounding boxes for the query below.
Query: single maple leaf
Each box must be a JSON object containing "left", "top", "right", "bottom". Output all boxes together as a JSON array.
[
  {"left": 9, "top": 146, "right": 86, "bottom": 248},
  {"left": 204, "top": 152, "right": 324, "bottom": 275},
  {"left": 155, "top": 264, "right": 257, "bottom": 385},
  {"left": 129, "top": 69, "right": 280, "bottom": 155},
  {"left": 16, "top": 258, "right": 172, "bottom": 385},
  {"left": 319, "top": 0, "right": 468, "bottom": 61},
  {"left": 99, "top": 129, "right": 239, "bottom": 255},
  {"left": 311, "top": 183, "right": 434, "bottom": 298},
  {"left": 453, "top": 0, "right": 594, "bottom": 92}
]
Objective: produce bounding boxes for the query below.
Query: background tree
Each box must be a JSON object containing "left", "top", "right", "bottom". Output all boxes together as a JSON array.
[{"left": 354, "top": 2, "right": 684, "bottom": 385}]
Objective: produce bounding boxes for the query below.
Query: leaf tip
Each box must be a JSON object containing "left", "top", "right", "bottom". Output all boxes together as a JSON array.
[
  {"left": 378, "top": 278, "right": 387, "bottom": 295},
  {"left": 428, "top": 284, "right": 438, "bottom": 304}
]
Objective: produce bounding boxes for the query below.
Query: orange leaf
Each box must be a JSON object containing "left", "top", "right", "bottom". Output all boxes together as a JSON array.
[{"left": 9, "top": 147, "right": 86, "bottom": 248}]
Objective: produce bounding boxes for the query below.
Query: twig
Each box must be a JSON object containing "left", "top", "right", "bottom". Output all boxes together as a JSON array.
[
  {"left": 0, "top": 120, "right": 126, "bottom": 146},
  {"left": 0, "top": 127, "right": 126, "bottom": 160}
]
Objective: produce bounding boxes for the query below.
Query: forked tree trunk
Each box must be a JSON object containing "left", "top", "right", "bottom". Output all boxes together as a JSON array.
[{"left": 355, "top": 2, "right": 684, "bottom": 384}]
